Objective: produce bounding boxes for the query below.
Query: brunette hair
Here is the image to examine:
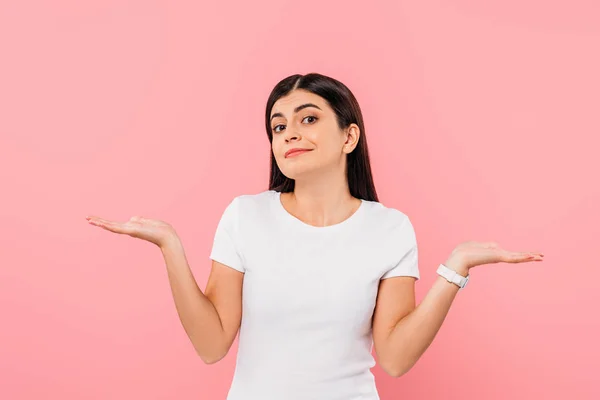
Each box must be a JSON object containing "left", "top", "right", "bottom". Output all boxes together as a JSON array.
[{"left": 264, "top": 73, "right": 378, "bottom": 202}]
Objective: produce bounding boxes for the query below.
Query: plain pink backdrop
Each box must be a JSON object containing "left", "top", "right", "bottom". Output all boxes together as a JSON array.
[{"left": 1, "top": 1, "right": 598, "bottom": 399}]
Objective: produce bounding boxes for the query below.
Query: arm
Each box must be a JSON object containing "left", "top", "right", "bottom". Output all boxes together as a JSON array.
[
  {"left": 376, "top": 258, "right": 467, "bottom": 377},
  {"left": 375, "top": 241, "right": 542, "bottom": 377},
  {"left": 161, "top": 236, "right": 243, "bottom": 364},
  {"left": 85, "top": 213, "right": 244, "bottom": 365}
]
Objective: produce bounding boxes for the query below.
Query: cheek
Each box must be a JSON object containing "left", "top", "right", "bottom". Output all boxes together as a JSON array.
[
  {"left": 316, "top": 134, "right": 344, "bottom": 155},
  {"left": 271, "top": 140, "right": 285, "bottom": 162},
  {"left": 271, "top": 138, "right": 279, "bottom": 153}
]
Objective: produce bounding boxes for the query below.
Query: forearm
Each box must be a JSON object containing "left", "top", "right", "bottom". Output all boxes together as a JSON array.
[
  {"left": 385, "top": 261, "right": 468, "bottom": 376},
  {"left": 160, "top": 236, "right": 226, "bottom": 363}
]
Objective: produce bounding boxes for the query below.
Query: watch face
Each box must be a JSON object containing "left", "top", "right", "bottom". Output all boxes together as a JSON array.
[{"left": 464, "top": 275, "right": 470, "bottom": 287}]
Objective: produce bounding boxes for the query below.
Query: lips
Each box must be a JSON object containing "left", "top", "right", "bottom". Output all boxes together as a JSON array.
[{"left": 285, "top": 148, "right": 312, "bottom": 158}]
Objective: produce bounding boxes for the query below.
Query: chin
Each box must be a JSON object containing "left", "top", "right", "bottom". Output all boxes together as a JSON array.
[{"left": 278, "top": 164, "right": 317, "bottom": 180}]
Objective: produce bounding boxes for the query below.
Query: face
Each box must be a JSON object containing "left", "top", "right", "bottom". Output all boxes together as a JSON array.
[{"left": 269, "top": 89, "right": 359, "bottom": 180}]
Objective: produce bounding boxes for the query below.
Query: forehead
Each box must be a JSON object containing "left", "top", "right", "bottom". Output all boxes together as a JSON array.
[{"left": 270, "top": 90, "right": 328, "bottom": 117}]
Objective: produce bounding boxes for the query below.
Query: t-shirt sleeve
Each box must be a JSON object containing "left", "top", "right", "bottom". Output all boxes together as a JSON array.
[
  {"left": 208, "top": 196, "right": 246, "bottom": 273},
  {"left": 381, "top": 216, "right": 420, "bottom": 280}
]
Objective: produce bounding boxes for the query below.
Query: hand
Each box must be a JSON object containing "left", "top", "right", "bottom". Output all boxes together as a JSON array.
[
  {"left": 444, "top": 241, "right": 544, "bottom": 276},
  {"left": 85, "top": 215, "right": 178, "bottom": 248}
]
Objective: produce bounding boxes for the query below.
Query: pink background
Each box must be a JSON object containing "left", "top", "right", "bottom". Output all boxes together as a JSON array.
[{"left": 1, "top": 1, "right": 598, "bottom": 399}]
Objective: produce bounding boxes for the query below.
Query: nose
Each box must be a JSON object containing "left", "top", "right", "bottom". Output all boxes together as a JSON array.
[{"left": 284, "top": 130, "right": 300, "bottom": 143}]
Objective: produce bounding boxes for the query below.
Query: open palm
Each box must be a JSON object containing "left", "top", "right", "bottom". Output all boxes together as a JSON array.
[
  {"left": 449, "top": 241, "right": 544, "bottom": 271},
  {"left": 86, "top": 215, "right": 176, "bottom": 247}
]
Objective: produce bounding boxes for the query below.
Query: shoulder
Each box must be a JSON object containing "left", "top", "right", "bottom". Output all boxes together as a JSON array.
[
  {"left": 222, "top": 189, "right": 276, "bottom": 220},
  {"left": 229, "top": 189, "right": 274, "bottom": 209},
  {"left": 362, "top": 198, "right": 412, "bottom": 231}
]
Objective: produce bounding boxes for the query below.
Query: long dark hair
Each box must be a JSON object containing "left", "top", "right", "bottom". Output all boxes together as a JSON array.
[{"left": 264, "top": 73, "right": 379, "bottom": 202}]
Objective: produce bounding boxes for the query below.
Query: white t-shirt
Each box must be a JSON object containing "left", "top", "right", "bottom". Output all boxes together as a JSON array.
[{"left": 209, "top": 189, "right": 419, "bottom": 400}]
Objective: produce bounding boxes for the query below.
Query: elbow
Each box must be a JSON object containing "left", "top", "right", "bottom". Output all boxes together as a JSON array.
[
  {"left": 386, "top": 367, "right": 405, "bottom": 378},
  {"left": 196, "top": 347, "right": 227, "bottom": 365},
  {"left": 194, "top": 336, "right": 230, "bottom": 365},
  {"left": 388, "top": 367, "right": 408, "bottom": 378},
  {"left": 383, "top": 361, "right": 412, "bottom": 378},
  {"left": 199, "top": 352, "right": 224, "bottom": 365},
  {"left": 199, "top": 354, "right": 219, "bottom": 365},
  {"left": 390, "top": 368, "right": 407, "bottom": 378}
]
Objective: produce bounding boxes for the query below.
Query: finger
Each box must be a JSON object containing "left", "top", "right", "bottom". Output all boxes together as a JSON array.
[
  {"left": 515, "top": 252, "right": 544, "bottom": 262},
  {"left": 87, "top": 218, "right": 113, "bottom": 228},
  {"left": 86, "top": 216, "right": 114, "bottom": 225},
  {"left": 86, "top": 216, "right": 139, "bottom": 237},
  {"left": 87, "top": 217, "right": 131, "bottom": 234},
  {"left": 528, "top": 253, "right": 544, "bottom": 261},
  {"left": 501, "top": 251, "right": 532, "bottom": 263},
  {"left": 524, "top": 251, "right": 544, "bottom": 258},
  {"left": 98, "top": 221, "right": 135, "bottom": 235}
]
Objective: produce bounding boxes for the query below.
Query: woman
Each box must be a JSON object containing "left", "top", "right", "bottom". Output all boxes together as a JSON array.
[{"left": 86, "top": 73, "right": 544, "bottom": 399}]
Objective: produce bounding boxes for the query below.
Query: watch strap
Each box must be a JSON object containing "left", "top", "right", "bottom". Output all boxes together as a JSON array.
[{"left": 437, "top": 263, "right": 469, "bottom": 289}]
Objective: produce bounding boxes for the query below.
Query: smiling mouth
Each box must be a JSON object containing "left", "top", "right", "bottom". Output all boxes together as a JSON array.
[{"left": 285, "top": 149, "right": 312, "bottom": 158}]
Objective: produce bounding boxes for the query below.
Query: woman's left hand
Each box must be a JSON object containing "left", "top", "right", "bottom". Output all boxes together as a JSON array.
[{"left": 444, "top": 241, "right": 544, "bottom": 276}]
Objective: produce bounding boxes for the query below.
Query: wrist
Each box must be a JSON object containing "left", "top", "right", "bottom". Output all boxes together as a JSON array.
[
  {"left": 443, "top": 257, "right": 470, "bottom": 277},
  {"left": 159, "top": 232, "right": 182, "bottom": 252}
]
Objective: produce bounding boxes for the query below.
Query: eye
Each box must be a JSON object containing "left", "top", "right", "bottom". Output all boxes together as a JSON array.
[
  {"left": 272, "top": 115, "right": 318, "bottom": 134},
  {"left": 302, "top": 115, "right": 318, "bottom": 124}
]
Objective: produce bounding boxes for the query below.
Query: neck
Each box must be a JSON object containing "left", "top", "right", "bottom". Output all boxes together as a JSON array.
[{"left": 285, "top": 168, "right": 358, "bottom": 227}]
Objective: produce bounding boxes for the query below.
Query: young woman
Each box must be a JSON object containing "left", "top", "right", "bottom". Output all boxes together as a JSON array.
[{"left": 86, "top": 73, "right": 544, "bottom": 400}]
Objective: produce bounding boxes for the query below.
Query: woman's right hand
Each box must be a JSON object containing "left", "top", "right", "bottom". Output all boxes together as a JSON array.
[{"left": 86, "top": 215, "right": 178, "bottom": 248}]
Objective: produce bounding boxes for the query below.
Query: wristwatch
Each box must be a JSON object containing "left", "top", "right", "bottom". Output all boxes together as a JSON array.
[{"left": 437, "top": 263, "right": 470, "bottom": 290}]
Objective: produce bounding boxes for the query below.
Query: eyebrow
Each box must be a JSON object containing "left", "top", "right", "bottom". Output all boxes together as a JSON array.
[{"left": 270, "top": 103, "right": 322, "bottom": 122}]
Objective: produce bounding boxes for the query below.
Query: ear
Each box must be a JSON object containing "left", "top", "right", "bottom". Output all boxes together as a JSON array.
[{"left": 344, "top": 123, "right": 360, "bottom": 152}]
